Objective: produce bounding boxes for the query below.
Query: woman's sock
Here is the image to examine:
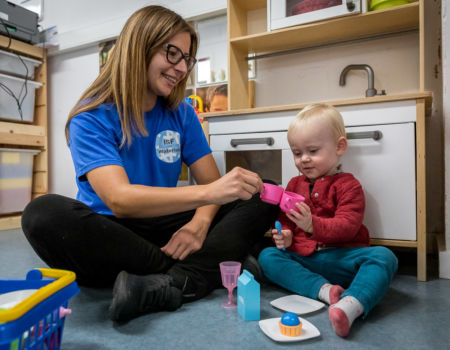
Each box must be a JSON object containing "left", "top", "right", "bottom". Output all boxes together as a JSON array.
[
  {"left": 328, "top": 296, "right": 364, "bottom": 337},
  {"left": 318, "top": 283, "right": 344, "bottom": 305}
]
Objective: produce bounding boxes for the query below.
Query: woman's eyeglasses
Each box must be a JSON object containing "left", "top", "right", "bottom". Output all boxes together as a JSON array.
[{"left": 164, "top": 44, "right": 197, "bottom": 71}]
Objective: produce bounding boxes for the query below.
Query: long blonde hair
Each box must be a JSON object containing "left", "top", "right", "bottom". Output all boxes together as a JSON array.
[{"left": 65, "top": 5, "right": 198, "bottom": 146}]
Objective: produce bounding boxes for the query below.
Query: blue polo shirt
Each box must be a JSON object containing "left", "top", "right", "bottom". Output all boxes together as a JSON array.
[{"left": 68, "top": 99, "right": 211, "bottom": 215}]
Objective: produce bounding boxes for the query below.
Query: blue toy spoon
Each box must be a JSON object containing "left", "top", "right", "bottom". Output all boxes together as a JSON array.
[{"left": 275, "top": 221, "right": 286, "bottom": 251}]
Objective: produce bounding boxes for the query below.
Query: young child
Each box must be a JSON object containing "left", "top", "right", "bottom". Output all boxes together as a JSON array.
[
  {"left": 206, "top": 84, "right": 228, "bottom": 112},
  {"left": 258, "top": 103, "right": 398, "bottom": 337}
]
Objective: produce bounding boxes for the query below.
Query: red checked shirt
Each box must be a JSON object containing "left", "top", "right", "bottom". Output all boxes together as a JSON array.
[{"left": 278, "top": 173, "right": 370, "bottom": 256}]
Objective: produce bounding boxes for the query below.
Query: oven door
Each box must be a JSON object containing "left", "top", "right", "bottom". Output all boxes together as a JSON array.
[{"left": 210, "top": 131, "right": 298, "bottom": 188}]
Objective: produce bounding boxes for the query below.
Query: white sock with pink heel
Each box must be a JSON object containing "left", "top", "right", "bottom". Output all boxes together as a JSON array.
[
  {"left": 328, "top": 296, "right": 364, "bottom": 337},
  {"left": 318, "top": 283, "right": 344, "bottom": 305}
]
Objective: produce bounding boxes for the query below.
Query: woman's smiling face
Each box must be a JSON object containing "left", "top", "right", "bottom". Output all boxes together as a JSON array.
[{"left": 144, "top": 31, "right": 191, "bottom": 110}]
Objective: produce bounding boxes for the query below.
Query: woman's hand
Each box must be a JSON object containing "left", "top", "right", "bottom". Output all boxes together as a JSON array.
[
  {"left": 161, "top": 218, "right": 209, "bottom": 260},
  {"left": 206, "top": 167, "right": 263, "bottom": 205},
  {"left": 272, "top": 228, "right": 293, "bottom": 249},
  {"left": 286, "top": 202, "right": 313, "bottom": 233}
]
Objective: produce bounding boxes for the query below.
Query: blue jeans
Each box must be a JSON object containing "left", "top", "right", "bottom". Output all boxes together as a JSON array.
[{"left": 258, "top": 246, "right": 398, "bottom": 316}]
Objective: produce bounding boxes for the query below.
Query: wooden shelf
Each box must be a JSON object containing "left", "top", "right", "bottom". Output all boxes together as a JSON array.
[
  {"left": 0, "top": 121, "right": 46, "bottom": 147},
  {"left": 0, "top": 215, "right": 21, "bottom": 231},
  {"left": 230, "top": 2, "right": 419, "bottom": 54},
  {"left": 371, "top": 239, "right": 418, "bottom": 248},
  {"left": 231, "top": 0, "right": 265, "bottom": 13},
  {"left": 0, "top": 36, "right": 45, "bottom": 60}
]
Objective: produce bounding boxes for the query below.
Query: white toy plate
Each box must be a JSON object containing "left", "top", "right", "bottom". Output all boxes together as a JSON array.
[
  {"left": 259, "top": 317, "right": 320, "bottom": 342},
  {"left": 270, "top": 295, "right": 325, "bottom": 315},
  {"left": 0, "top": 289, "right": 38, "bottom": 310}
]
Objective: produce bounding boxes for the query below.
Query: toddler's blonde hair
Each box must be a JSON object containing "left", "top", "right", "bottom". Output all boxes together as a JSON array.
[{"left": 288, "top": 103, "right": 346, "bottom": 141}]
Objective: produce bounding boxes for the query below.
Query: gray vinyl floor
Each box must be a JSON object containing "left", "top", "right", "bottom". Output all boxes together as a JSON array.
[{"left": 1, "top": 228, "right": 449, "bottom": 350}]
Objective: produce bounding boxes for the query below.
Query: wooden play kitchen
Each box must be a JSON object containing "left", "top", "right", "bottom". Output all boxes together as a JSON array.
[{"left": 203, "top": 0, "right": 432, "bottom": 281}]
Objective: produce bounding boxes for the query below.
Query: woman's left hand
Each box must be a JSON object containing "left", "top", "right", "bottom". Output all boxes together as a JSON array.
[{"left": 161, "top": 220, "right": 209, "bottom": 260}]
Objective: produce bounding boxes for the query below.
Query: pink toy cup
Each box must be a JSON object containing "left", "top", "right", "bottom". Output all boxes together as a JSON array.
[
  {"left": 260, "top": 183, "right": 284, "bottom": 205},
  {"left": 219, "top": 261, "right": 241, "bottom": 308},
  {"left": 280, "top": 191, "right": 305, "bottom": 213}
]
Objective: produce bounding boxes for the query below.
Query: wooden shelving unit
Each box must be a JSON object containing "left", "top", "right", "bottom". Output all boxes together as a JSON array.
[
  {"left": 227, "top": 0, "right": 423, "bottom": 109},
  {"left": 0, "top": 35, "right": 47, "bottom": 230}
]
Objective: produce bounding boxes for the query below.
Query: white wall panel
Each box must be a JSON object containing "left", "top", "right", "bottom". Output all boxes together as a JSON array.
[{"left": 47, "top": 45, "right": 99, "bottom": 198}]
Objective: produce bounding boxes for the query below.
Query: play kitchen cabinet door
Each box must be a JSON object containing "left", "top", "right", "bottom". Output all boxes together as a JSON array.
[{"left": 341, "top": 123, "right": 416, "bottom": 241}]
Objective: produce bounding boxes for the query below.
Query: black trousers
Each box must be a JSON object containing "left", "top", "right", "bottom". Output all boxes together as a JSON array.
[{"left": 21, "top": 193, "right": 278, "bottom": 301}]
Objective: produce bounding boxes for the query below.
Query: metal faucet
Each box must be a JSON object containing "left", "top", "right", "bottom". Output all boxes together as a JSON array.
[{"left": 339, "top": 64, "right": 386, "bottom": 97}]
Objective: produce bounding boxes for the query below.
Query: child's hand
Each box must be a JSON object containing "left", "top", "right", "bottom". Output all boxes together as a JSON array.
[
  {"left": 286, "top": 202, "right": 313, "bottom": 233},
  {"left": 272, "top": 228, "right": 293, "bottom": 249}
]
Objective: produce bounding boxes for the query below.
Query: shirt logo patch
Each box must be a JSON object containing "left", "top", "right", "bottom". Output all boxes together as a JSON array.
[{"left": 155, "top": 130, "right": 181, "bottom": 163}]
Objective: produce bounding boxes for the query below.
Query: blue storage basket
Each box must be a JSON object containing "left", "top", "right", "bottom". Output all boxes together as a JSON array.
[{"left": 0, "top": 269, "right": 79, "bottom": 350}]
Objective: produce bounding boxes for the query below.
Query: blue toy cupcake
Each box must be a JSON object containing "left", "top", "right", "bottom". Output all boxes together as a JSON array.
[{"left": 279, "top": 312, "right": 302, "bottom": 337}]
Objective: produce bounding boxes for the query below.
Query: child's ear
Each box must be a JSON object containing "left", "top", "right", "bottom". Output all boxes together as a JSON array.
[{"left": 336, "top": 136, "right": 348, "bottom": 155}]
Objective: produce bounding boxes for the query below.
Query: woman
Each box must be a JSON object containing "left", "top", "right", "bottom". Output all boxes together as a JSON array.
[{"left": 22, "top": 5, "right": 278, "bottom": 322}]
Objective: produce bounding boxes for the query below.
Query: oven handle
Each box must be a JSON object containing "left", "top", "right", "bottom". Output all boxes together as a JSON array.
[
  {"left": 230, "top": 137, "right": 275, "bottom": 147},
  {"left": 347, "top": 131, "right": 382, "bottom": 141}
]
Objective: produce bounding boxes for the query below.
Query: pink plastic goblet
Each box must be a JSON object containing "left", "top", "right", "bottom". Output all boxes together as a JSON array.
[{"left": 219, "top": 261, "right": 241, "bottom": 309}]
